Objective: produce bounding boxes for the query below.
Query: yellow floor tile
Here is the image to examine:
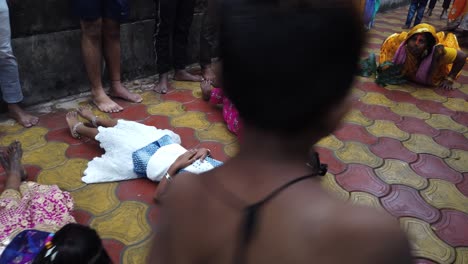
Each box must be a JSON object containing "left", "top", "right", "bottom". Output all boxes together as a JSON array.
[
  {"left": 36, "top": 158, "right": 88, "bottom": 191},
  {"left": 425, "top": 114, "right": 467, "bottom": 133},
  {"left": 366, "top": 120, "right": 410, "bottom": 140},
  {"left": 171, "top": 112, "right": 211, "bottom": 130},
  {"left": 445, "top": 150, "right": 468, "bottom": 173},
  {"left": 375, "top": 159, "right": 428, "bottom": 190},
  {"left": 320, "top": 173, "right": 350, "bottom": 201},
  {"left": 400, "top": 217, "right": 455, "bottom": 263},
  {"left": 421, "top": 179, "right": 468, "bottom": 214},
  {"left": 91, "top": 201, "right": 151, "bottom": 245},
  {"left": 196, "top": 123, "right": 237, "bottom": 144},
  {"left": 147, "top": 101, "right": 185, "bottom": 117},
  {"left": 390, "top": 103, "right": 431, "bottom": 119},
  {"left": 403, "top": 134, "right": 451, "bottom": 158},
  {"left": 335, "top": 141, "right": 383, "bottom": 168},
  {"left": 71, "top": 183, "right": 119, "bottom": 216}
]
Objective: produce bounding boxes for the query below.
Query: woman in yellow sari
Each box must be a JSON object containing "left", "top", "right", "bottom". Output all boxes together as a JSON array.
[{"left": 380, "top": 23, "right": 467, "bottom": 90}]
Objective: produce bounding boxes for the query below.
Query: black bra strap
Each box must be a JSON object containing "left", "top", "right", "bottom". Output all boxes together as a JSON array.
[{"left": 233, "top": 174, "right": 316, "bottom": 264}]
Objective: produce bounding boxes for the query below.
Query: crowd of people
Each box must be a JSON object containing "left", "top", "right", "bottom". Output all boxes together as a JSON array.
[{"left": 1, "top": 0, "right": 467, "bottom": 263}]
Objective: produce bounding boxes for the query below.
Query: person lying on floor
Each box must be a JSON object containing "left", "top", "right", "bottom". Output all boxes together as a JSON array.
[
  {"left": 0, "top": 141, "right": 111, "bottom": 264},
  {"left": 65, "top": 107, "right": 223, "bottom": 186}
]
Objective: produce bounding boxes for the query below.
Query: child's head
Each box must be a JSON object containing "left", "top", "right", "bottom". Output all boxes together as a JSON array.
[
  {"left": 220, "top": 0, "right": 364, "bottom": 138},
  {"left": 33, "top": 224, "right": 112, "bottom": 264}
]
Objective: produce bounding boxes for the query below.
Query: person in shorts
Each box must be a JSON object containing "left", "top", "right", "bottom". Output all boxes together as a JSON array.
[{"left": 72, "top": 0, "right": 142, "bottom": 113}]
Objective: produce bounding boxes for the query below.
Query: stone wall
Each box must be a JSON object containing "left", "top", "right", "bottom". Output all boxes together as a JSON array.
[
  {"left": 8, "top": 0, "right": 408, "bottom": 106},
  {"left": 8, "top": 0, "right": 205, "bottom": 106}
]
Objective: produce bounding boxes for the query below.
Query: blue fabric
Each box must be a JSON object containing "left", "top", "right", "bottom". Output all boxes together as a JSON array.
[
  {"left": 0, "top": 0, "right": 24, "bottom": 104},
  {"left": 71, "top": 0, "right": 130, "bottom": 22},
  {"left": 0, "top": 230, "right": 51, "bottom": 264},
  {"left": 405, "top": 0, "right": 428, "bottom": 27},
  {"left": 132, "top": 135, "right": 175, "bottom": 177},
  {"left": 132, "top": 135, "right": 224, "bottom": 177}
]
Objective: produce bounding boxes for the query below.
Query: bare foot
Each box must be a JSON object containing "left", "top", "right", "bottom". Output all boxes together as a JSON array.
[
  {"left": 109, "top": 81, "right": 143, "bottom": 103},
  {"left": 8, "top": 104, "right": 39, "bottom": 128},
  {"left": 1, "top": 145, "right": 27, "bottom": 180},
  {"left": 66, "top": 111, "right": 83, "bottom": 139},
  {"left": 7, "top": 141, "right": 22, "bottom": 174},
  {"left": 92, "top": 94, "right": 123, "bottom": 113},
  {"left": 201, "top": 80, "right": 213, "bottom": 101},
  {"left": 154, "top": 73, "right": 172, "bottom": 94},
  {"left": 174, "top": 69, "right": 203, "bottom": 82},
  {"left": 202, "top": 66, "right": 216, "bottom": 82},
  {"left": 78, "top": 106, "right": 97, "bottom": 123}
]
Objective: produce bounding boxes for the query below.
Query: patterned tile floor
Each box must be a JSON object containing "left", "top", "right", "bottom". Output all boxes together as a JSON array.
[{"left": 0, "top": 4, "right": 467, "bottom": 264}]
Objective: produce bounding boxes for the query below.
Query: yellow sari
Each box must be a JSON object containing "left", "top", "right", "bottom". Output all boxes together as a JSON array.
[{"left": 379, "top": 23, "right": 461, "bottom": 85}]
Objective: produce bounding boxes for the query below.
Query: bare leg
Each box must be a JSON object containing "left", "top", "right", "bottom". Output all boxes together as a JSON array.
[
  {"left": 202, "top": 64, "right": 216, "bottom": 82},
  {"left": 174, "top": 69, "right": 203, "bottom": 82},
  {"left": 154, "top": 72, "right": 173, "bottom": 94},
  {"left": 200, "top": 80, "right": 212, "bottom": 101},
  {"left": 80, "top": 19, "right": 123, "bottom": 113},
  {"left": 1, "top": 141, "right": 22, "bottom": 191},
  {"left": 102, "top": 19, "right": 142, "bottom": 104},
  {"left": 66, "top": 111, "right": 100, "bottom": 139},
  {"left": 8, "top": 104, "right": 39, "bottom": 128},
  {"left": 77, "top": 106, "right": 118, "bottom": 128}
]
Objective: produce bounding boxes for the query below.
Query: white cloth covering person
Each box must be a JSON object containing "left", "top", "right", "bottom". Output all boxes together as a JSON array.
[{"left": 82, "top": 120, "right": 222, "bottom": 184}]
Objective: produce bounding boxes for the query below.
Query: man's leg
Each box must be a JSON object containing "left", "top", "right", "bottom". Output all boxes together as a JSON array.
[
  {"left": 0, "top": 0, "right": 38, "bottom": 127},
  {"left": 414, "top": 0, "right": 428, "bottom": 26},
  {"left": 102, "top": 18, "right": 142, "bottom": 103},
  {"left": 80, "top": 19, "right": 123, "bottom": 113},
  {"left": 154, "top": 0, "right": 177, "bottom": 94},
  {"left": 173, "top": 0, "right": 202, "bottom": 82},
  {"left": 403, "top": 0, "right": 418, "bottom": 28},
  {"left": 426, "top": 0, "right": 436, "bottom": 15},
  {"left": 200, "top": 0, "right": 218, "bottom": 81}
]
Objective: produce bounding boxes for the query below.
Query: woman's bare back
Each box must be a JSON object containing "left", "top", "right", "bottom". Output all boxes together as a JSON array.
[{"left": 151, "top": 165, "right": 411, "bottom": 264}]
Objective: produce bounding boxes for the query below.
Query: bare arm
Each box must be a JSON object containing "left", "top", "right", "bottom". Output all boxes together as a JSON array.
[{"left": 439, "top": 50, "right": 467, "bottom": 90}]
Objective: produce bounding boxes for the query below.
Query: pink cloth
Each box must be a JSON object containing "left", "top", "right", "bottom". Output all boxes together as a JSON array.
[
  {"left": 393, "top": 42, "right": 437, "bottom": 85},
  {"left": 0, "top": 182, "right": 76, "bottom": 244},
  {"left": 209, "top": 88, "right": 242, "bottom": 136}
]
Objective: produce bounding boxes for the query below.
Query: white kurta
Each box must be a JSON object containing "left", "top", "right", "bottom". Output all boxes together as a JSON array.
[{"left": 82, "top": 120, "right": 181, "bottom": 184}]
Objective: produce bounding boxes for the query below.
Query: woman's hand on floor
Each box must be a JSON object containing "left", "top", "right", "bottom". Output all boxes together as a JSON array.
[{"left": 439, "top": 79, "right": 454, "bottom": 90}]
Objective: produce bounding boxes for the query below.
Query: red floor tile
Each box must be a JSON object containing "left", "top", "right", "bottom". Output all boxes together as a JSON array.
[
  {"left": 161, "top": 90, "right": 197, "bottom": 104},
  {"left": 315, "top": 147, "right": 347, "bottom": 175},
  {"left": 37, "top": 111, "right": 68, "bottom": 130},
  {"left": 336, "top": 164, "right": 390, "bottom": 197},
  {"left": 142, "top": 115, "right": 171, "bottom": 129},
  {"left": 65, "top": 141, "right": 104, "bottom": 160},
  {"left": 71, "top": 209, "right": 93, "bottom": 225},
  {"left": 416, "top": 101, "right": 456, "bottom": 116},
  {"left": 361, "top": 105, "right": 403, "bottom": 123},
  {"left": 396, "top": 117, "right": 440, "bottom": 137},
  {"left": 381, "top": 185, "right": 441, "bottom": 223},
  {"left": 434, "top": 87, "right": 468, "bottom": 98},
  {"left": 411, "top": 154, "right": 463, "bottom": 184},
  {"left": 432, "top": 210, "right": 468, "bottom": 247},
  {"left": 452, "top": 112, "right": 468, "bottom": 126},
  {"left": 356, "top": 82, "right": 388, "bottom": 94},
  {"left": 102, "top": 239, "right": 126, "bottom": 264},
  {"left": 24, "top": 165, "right": 42, "bottom": 182},
  {"left": 171, "top": 127, "right": 198, "bottom": 149},
  {"left": 386, "top": 90, "right": 421, "bottom": 104},
  {"left": 434, "top": 130, "right": 468, "bottom": 151},
  {"left": 110, "top": 104, "right": 149, "bottom": 122},
  {"left": 46, "top": 127, "right": 83, "bottom": 145},
  {"left": 369, "top": 137, "right": 419, "bottom": 163},
  {"left": 148, "top": 205, "right": 160, "bottom": 231},
  {"left": 456, "top": 174, "right": 468, "bottom": 196},
  {"left": 115, "top": 179, "right": 158, "bottom": 204},
  {"left": 333, "top": 123, "right": 378, "bottom": 145}
]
